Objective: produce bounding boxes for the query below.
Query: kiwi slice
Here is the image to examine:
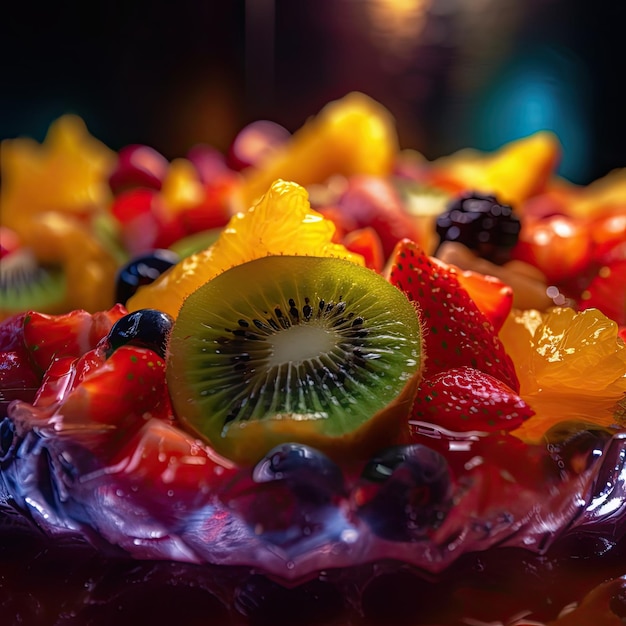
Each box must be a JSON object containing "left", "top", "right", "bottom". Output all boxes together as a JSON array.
[
  {"left": 0, "top": 249, "right": 67, "bottom": 316},
  {"left": 166, "top": 255, "right": 423, "bottom": 464}
]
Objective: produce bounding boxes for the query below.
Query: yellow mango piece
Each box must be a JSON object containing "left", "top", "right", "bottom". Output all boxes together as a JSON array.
[
  {"left": 429, "top": 131, "right": 562, "bottom": 208},
  {"left": 161, "top": 158, "right": 206, "bottom": 214},
  {"left": 567, "top": 168, "right": 626, "bottom": 219},
  {"left": 237, "top": 92, "right": 399, "bottom": 210}
]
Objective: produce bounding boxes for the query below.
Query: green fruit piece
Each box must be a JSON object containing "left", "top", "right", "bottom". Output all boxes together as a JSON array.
[
  {"left": 0, "top": 249, "right": 67, "bottom": 317},
  {"left": 167, "top": 255, "right": 423, "bottom": 464},
  {"left": 168, "top": 227, "right": 223, "bottom": 258}
]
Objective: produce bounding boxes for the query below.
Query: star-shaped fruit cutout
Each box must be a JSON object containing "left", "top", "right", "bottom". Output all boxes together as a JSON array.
[{"left": 1, "top": 114, "right": 116, "bottom": 228}]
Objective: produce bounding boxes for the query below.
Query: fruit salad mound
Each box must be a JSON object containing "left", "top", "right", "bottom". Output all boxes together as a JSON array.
[
  {"left": 2, "top": 177, "right": 626, "bottom": 625},
  {"left": 1, "top": 93, "right": 624, "bottom": 329},
  {"left": 1, "top": 96, "right": 626, "bottom": 624}
]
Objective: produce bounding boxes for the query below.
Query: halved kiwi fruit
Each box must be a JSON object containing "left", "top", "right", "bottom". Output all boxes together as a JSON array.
[
  {"left": 166, "top": 255, "right": 423, "bottom": 464},
  {"left": 0, "top": 248, "right": 67, "bottom": 317}
]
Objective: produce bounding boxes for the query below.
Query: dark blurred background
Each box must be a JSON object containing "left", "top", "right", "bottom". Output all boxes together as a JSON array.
[{"left": 2, "top": 0, "right": 625, "bottom": 185}]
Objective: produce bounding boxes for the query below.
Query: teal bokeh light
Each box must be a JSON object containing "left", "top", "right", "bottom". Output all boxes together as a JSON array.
[{"left": 469, "top": 45, "right": 591, "bottom": 184}]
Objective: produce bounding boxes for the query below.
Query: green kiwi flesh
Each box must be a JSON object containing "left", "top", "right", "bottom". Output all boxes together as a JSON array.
[
  {"left": 0, "top": 249, "right": 67, "bottom": 315},
  {"left": 166, "top": 255, "right": 423, "bottom": 464}
]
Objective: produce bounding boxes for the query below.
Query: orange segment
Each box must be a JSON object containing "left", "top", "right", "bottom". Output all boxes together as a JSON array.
[
  {"left": 499, "top": 307, "right": 626, "bottom": 441},
  {"left": 127, "top": 179, "right": 365, "bottom": 318}
]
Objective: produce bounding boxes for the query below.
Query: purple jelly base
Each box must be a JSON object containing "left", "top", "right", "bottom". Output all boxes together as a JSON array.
[{"left": 2, "top": 399, "right": 626, "bottom": 623}]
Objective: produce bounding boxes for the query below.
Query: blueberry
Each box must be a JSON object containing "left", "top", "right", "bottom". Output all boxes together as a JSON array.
[
  {"left": 105, "top": 309, "right": 174, "bottom": 358},
  {"left": 115, "top": 249, "right": 180, "bottom": 305},
  {"left": 355, "top": 444, "right": 452, "bottom": 541},
  {"left": 253, "top": 443, "right": 345, "bottom": 503},
  {"left": 227, "top": 444, "right": 348, "bottom": 549}
]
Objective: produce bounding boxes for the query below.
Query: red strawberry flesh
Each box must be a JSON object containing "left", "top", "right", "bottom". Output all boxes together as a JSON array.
[{"left": 387, "top": 239, "right": 519, "bottom": 391}]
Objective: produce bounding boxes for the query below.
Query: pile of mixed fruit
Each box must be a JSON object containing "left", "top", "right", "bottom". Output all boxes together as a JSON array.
[{"left": 1, "top": 93, "right": 626, "bottom": 625}]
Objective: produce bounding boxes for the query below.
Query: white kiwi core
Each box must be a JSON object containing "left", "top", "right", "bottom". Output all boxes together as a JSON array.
[{"left": 267, "top": 323, "right": 339, "bottom": 368}]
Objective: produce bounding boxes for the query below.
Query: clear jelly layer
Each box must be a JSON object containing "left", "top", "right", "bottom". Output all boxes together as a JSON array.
[{"left": 2, "top": 399, "right": 625, "bottom": 584}]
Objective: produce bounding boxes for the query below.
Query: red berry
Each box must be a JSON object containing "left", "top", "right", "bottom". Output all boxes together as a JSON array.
[
  {"left": 411, "top": 366, "right": 534, "bottom": 434},
  {"left": 23, "top": 306, "right": 126, "bottom": 374},
  {"left": 109, "top": 144, "right": 168, "bottom": 193},
  {"left": 335, "top": 176, "right": 424, "bottom": 259},
  {"left": 579, "top": 259, "right": 626, "bottom": 326},
  {"left": 512, "top": 214, "right": 592, "bottom": 283},
  {"left": 387, "top": 239, "right": 519, "bottom": 391}
]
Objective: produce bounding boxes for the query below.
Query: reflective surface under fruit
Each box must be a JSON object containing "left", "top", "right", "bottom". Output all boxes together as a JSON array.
[{"left": 2, "top": 403, "right": 626, "bottom": 624}]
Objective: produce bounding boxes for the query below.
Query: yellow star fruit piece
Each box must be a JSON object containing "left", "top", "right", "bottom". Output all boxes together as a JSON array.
[
  {"left": 499, "top": 307, "right": 626, "bottom": 442},
  {"left": 1, "top": 114, "right": 116, "bottom": 224},
  {"left": 236, "top": 92, "right": 398, "bottom": 210},
  {"left": 127, "top": 179, "right": 365, "bottom": 318}
]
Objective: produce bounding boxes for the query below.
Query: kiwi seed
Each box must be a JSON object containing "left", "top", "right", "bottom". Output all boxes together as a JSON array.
[{"left": 166, "top": 255, "right": 423, "bottom": 464}]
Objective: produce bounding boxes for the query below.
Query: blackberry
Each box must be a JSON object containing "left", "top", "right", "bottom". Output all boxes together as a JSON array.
[{"left": 435, "top": 191, "right": 521, "bottom": 264}]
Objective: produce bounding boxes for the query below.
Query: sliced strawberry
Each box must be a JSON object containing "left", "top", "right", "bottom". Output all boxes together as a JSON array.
[
  {"left": 579, "top": 259, "right": 626, "bottom": 326},
  {"left": 34, "top": 355, "right": 82, "bottom": 409},
  {"left": 109, "top": 418, "right": 238, "bottom": 507},
  {"left": 0, "top": 312, "right": 29, "bottom": 353},
  {"left": 34, "top": 347, "right": 109, "bottom": 410},
  {"left": 411, "top": 366, "right": 534, "bottom": 434},
  {"left": 387, "top": 239, "right": 519, "bottom": 391},
  {"left": 90, "top": 304, "right": 128, "bottom": 342},
  {"left": 342, "top": 226, "right": 385, "bottom": 272},
  {"left": 0, "top": 351, "right": 41, "bottom": 413},
  {"left": 589, "top": 209, "right": 626, "bottom": 264},
  {"left": 453, "top": 267, "right": 513, "bottom": 333},
  {"left": 335, "top": 175, "right": 424, "bottom": 259},
  {"left": 23, "top": 305, "right": 126, "bottom": 374},
  {"left": 0, "top": 313, "right": 42, "bottom": 410},
  {"left": 55, "top": 346, "right": 170, "bottom": 430}
]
